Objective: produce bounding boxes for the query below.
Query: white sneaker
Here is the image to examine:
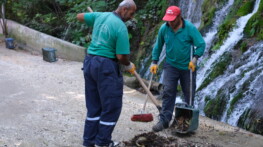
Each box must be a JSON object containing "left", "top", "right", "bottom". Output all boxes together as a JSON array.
[{"left": 95, "top": 141, "right": 120, "bottom": 147}]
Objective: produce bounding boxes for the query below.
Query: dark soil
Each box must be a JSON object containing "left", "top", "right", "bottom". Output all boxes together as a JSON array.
[{"left": 123, "top": 132, "right": 220, "bottom": 147}]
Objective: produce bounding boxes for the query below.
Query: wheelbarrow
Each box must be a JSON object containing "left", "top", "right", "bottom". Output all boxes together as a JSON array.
[{"left": 171, "top": 47, "right": 199, "bottom": 134}]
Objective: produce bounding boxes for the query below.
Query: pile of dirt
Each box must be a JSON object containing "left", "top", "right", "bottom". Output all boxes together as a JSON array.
[{"left": 123, "top": 132, "right": 219, "bottom": 147}]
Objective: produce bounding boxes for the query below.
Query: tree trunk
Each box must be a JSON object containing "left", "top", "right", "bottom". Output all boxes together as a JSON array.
[{"left": 0, "top": 3, "right": 8, "bottom": 37}]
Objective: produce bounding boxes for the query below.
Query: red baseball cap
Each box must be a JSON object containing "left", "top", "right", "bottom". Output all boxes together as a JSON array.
[{"left": 162, "top": 6, "right": 181, "bottom": 21}]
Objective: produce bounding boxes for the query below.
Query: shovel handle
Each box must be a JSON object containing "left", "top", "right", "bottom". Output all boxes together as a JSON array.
[
  {"left": 87, "top": 6, "right": 93, "bottom": 12},
  {"left": 134, "top": 71, "right": 161, "bottom": 108},
  {"left": 190, "top": 46, "right": 193, "bottom": 106},
  {"left": 142, "top": 73, "right": 153, "bottom": 111}
]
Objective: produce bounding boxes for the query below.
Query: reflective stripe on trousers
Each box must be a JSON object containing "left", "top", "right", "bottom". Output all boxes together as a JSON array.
[{"left": 82, "top": 55, "right": 123, "bottom": 146}]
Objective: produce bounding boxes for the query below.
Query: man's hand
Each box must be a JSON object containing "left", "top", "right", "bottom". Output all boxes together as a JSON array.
[
  {"left": 150, "top": 64, "right": 158, "bottom": 74},
  {"left": 124, "top": 62, "right": 136, "bottom": 75},
  {"left": 188, "top": 57, "right": 197, "bottom": 72},
  {"left": 76, "top": 13, "right": 85, "bottom": 22}
]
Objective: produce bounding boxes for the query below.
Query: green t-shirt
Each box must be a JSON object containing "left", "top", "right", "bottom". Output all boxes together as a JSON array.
[
  {"left": 152, "top": 20, "right": 206, "bottom": 70},
  {"left": 84, "top": 12, "right": 130, "bottom": 59}
]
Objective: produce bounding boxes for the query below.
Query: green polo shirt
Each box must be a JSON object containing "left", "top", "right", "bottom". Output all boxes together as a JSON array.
[
  {"left": 152, "top": 20, "right": 206, "bottom": 70},
  {"left": 84, "top": 12, "right": 130, "bottom": 59}
]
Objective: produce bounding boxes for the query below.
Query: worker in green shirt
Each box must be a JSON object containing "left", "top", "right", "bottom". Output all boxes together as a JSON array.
[
  {"left": 150, "top": 6, "right": 206, "bottom": 132},
  {"left": 77, "top": 0, "right": 136, "bottom": 146}
]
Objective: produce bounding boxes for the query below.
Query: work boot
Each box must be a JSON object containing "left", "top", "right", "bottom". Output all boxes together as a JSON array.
[
  {"left": 95, "top": 141, "right": 120, "bottom": 147},
  {"left": 152, "top": 121, "right": 169, "bottom": 132}
]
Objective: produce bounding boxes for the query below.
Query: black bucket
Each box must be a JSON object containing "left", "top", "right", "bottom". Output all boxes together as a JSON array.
[{"left": 42, "top": 48, "right": 57, "bottom": 62}]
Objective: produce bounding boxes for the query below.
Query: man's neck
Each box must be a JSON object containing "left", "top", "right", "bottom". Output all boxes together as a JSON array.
[
  {"left": 173, "top": 19, "right": 182, "bottom": 32},
  {"left": 113, "top": 10, "right": 124, "bottom": 22}
]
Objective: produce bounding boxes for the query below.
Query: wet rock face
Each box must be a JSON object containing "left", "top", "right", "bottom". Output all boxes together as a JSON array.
[
  {"left": 238, "top": 97, "right": 263, "bottom": 135},
  {"left": 203, "top": 88, "right": 229, "bottom": 120}
]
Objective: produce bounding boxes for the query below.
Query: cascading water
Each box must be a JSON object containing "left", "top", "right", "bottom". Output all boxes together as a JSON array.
[
  {"left": 140, "top": 45, "right": 166, "bottom": 81},
  {"left": 196, "top": 0, "right": 262, "bottom": 126},
  {"left": 224, "top": 42, "right": 263, "bottom": 125},
  {"left": 179, "top": 0, "right": 203, "bottom": 28},
  {"left": 197, "top": 0, "right": 261, "bottom": 88},
  {"left": 202, "top": 0, "right": 234, "bottom": 55}
]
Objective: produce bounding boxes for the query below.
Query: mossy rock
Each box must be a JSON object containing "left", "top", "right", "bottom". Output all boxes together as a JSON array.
[
  {"left": 227, "top": 93, "right": 243, "bottom": 116},
  {"left": 204, "top": 89, "right": 228, "bottom": 120},
  {"left": 238, "top": 107, "right": 263, "bottom": 135},
  {"left": 198, "top": 52, "right": 232, "bottom": 91},
  {"left": 199, "top": 0, "right": 227, "bottom": 31}
]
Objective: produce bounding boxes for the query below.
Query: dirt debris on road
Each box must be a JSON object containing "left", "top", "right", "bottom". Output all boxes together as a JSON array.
[{"left": 1, "top": 44, "right": 263, "bottom": 147}]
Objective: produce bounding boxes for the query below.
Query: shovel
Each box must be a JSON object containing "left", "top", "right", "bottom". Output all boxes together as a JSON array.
[{"left": 172, "top": 47, "right": 199, "bottom": 133}]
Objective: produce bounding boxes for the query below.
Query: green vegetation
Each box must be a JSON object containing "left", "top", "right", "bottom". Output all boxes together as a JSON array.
[
  {"left": 212, "top": 0, "right": 256, "bottom": 50},
  {"left": 199, "top": 0, "right": 227, "bottom": 31},
  {"left": 244, "top": 0, "right": 263, "bottom": 40},
  {"left": 216, "top": 18, "right": 236, "bottom": 45},
  {"left": 131, "top": 0, "right": 168, "bottom": 64},
  {"left": 4, "top": 0, "right": 169, "bottom": 65},
  {"left": 240, "top": 41, "right": 248, "bottom": 53},
  {"left": 204, "top": 96, "right": 211, "bottom": 103},
  {"left": 236, "top": 1, "right": 255, "bottom": 16}
]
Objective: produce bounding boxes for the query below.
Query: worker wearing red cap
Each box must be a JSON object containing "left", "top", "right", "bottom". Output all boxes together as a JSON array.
[{"left": 150, "top": 6, "right": 206, "bottom": 132}]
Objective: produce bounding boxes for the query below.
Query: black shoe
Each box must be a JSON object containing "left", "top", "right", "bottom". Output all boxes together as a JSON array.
[
  {"left": 83, "top": 142, "right": 95, "bottom": 147},
  {"left": 152, "top": 121, "right": 169, "bottom": 132}
]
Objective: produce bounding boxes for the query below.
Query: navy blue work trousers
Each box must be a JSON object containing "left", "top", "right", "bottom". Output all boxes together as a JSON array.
[
  {"left": 82, "top": 55, "right": 123, "bottom": 146},
  {"left": 160, "top": 62, "right": 196, "bottom": 125}
]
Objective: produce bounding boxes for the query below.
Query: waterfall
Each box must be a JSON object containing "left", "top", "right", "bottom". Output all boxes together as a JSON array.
[
  {"left": 202, "top": 0, "right": 234, "bottom": 54},
  {"left": 225, "top": 43, "right": 263, "bottom": 125},
  {"left": 179, "top": 0, "right": 203, "bottom": 28},
  {"left": 157, "top": 46, "right": 166, "bottom": 83},
  {"left": 197, "top": 0, "right": 261, "bottom": 88},
  {"left": 141, "top": 45, "right": 166, "bottom": 81},
  {"left": 196, "top": 42, "right": 263, "bottom": 121},
  {"left": 196, "top": 0, "right": 262, "bottom": 126},
  {"left": 138, "top": 54, "right": 151, "bottom": 76}
]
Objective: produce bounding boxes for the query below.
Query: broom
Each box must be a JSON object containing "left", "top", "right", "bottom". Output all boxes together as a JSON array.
[{"left": 131, "top": 71, "right": 161, "bottom": 122}]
